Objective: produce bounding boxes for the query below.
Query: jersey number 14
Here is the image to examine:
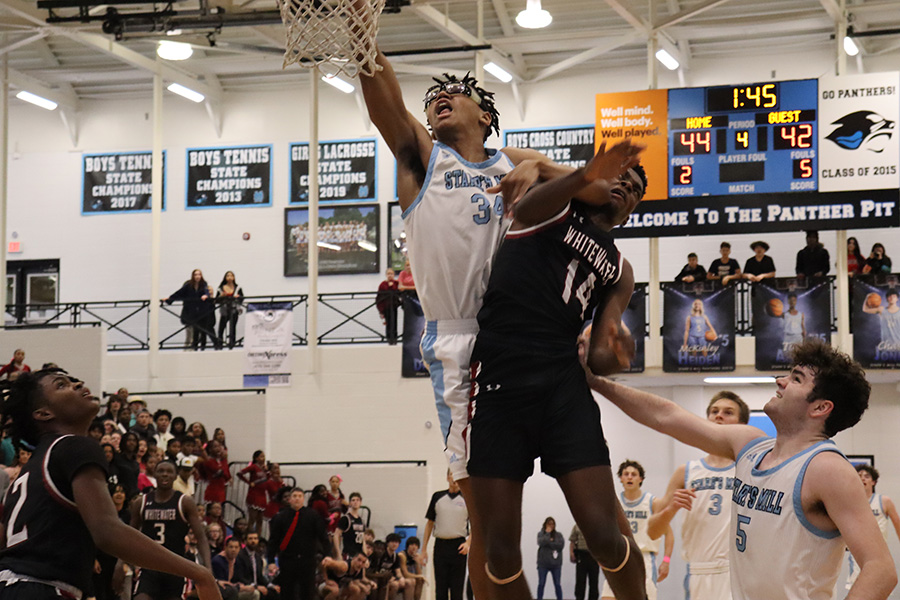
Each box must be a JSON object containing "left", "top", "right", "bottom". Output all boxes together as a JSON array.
[{"left": 562, "top": 259, "right": 597, "bottom": 320}]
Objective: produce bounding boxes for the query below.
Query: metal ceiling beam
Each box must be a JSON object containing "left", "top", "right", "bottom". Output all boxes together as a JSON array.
[
  {"left": 530, "top": 32, "right": 641, "bottom": 83},
  {"left": 604, "top": 0, "right": 650, "bottom": 34},
  {"left": 818, "top": 0, "right": 841, "bottom": 22},
  {"left": 30, "top": 37, "right": 80, "bottom": 145},
  {"left": 410, "top": 4, "right": 523, "bottom": 82},
  {"left": 7, "top": 67, "right": 77, "bottom": 108},
  {"left": 0, "top": 30, "right": 49, "bottom": 56},
  {"left": 654, "top": 0, "right": 734, "bottom": 31}
]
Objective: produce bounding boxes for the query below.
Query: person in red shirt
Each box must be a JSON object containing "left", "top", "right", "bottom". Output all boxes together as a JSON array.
[
  {"left": 262, "top": 463, "right": 286, "bottom": 520},
  {"left": 0, "top": 349, "right": 31, "bottom": 380},
  {"left": 200, "top": 439, "right": 231, "bottom": 504},
  {"left": 376, "top": 269, "right": 402, "bottom": 345},
  {"left": 238, "top": 450, "right": 269, "bottom": 534}
]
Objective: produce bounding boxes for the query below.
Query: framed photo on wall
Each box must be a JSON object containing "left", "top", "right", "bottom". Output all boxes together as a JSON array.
[
  {"left": 284, "top": 204, "right": 380, "bottom": 276},
  {"left": 846, "top": 454, "right": 875, "bottom": 468},
  {"left": 387, "top": 201, "right": 407, "bottom": 272}
]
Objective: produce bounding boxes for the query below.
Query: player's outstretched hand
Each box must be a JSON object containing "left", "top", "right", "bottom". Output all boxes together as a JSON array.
[
  {"left": 486, "top": 158, "right": 541, "bottom": 217},
  {"left": 672, "top": 488, "right": 696, "bottom": 511},
  {"left": 583, "top": 140, "right": 645, "bottom": 185}
]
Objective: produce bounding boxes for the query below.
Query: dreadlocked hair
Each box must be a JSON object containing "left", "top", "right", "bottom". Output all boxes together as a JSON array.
[
  {"left": 0, "top": 368, "right": 68, "bottom": 448},
  {"left": 430, "top": 72, "right": 500, "bottom": 141}
]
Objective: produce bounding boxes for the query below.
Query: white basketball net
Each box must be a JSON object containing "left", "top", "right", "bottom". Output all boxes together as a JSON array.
[{"left": 277, "top": 0, "right": 386, "bottom": 78}]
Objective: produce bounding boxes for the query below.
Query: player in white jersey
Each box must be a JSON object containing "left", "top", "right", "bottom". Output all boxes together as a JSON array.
[
  {"left": 351, "top": 4, "right": 639, "bottom": 598},
  {"left": 601, "top": 461, "right": 673, "bottom": 600},
  {"left": 585, "top": 338, "right": 896, "bottom": 599},
  {"left": 847, "top": 464, "right": 900, "bottom": 588},
  {"left": 646, "top": 391, "right": 749, "bottom": 600},
  {"left": 781, "top": 293, "right": 805, "bottom": 348}
]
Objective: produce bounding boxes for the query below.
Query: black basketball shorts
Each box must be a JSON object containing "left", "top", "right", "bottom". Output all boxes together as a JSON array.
[
  {"left": 466, "top": 341, "right": 611, "bottom": 482},
  {"left": 134, "top": 569, "right": 186, "bottom": 600}
]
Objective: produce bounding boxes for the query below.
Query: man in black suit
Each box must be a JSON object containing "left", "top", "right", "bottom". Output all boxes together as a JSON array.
[
  {"left": 268, "top": 488, "right": 332, "bottom": 600},
  {"left": 237, "top": 532, "right": 277, "bottom": 599}
]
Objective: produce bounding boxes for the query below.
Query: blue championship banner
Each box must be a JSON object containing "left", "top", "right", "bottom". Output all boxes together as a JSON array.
[
  {"left": 401, "top": 293, "right": 428, "bottom": 378},
  {"left": 622, "top": 284, "right": 646, "bottom": 373},
  {"left": 663, "top": 283, "right": 735, "bottom": 372},
  {"left": 852, "top": 274, "right": 900, "bottom": 368},
  {"left": 290, "top": 139, "right": 377, "bottom": 203},
  {"left": 185, "top": 145, "right": 272, "bottom": 209},
  {"left": 753, "top": 278, "right": 832, "bottom": 370},
  {"left": 82, "top": 151, "right": 165, "bottom": 214}
]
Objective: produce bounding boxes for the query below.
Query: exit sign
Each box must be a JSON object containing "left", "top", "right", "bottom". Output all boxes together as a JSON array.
[{"left": 8, "top": 242, "right": 21, "bottom": 253}]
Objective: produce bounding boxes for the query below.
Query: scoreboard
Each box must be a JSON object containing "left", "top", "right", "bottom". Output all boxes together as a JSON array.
[{"left": 668, "top": 79, "right": 818, "bottom": 197}]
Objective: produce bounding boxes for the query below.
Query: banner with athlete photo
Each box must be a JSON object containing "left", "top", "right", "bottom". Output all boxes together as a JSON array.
[
  {"left": 401, "top": 293, "right": 428, "bottom": 378},
  {"left": 387, "top": 202, "right": 407, "bottom": 271},
  {"left": 662, "top": 283, "right": 735, "bottom": 372},
  {"left": 290, "top": 139, "right": 377, "bottom": 203},
  {"left": 851, "top": 274, "right": 900, "bottom": 368},
  {"left": 82, "top": 151, "right": 165, "bottom": 213},
  {"left": 243, "top": 302, "right": 293, "bottom": 387},
  {"left": 284, "top": 204, "right": 380, "bottom": 276},
  {"left": 622, "top": 284, "right": 647, "bottom": 373},
  {"left": 752, "top": 278, "right": 832, "bottom": 371},
  {"left": 185, "top": 145, "right": 272, "bottom": 208},
  {"left": 503, "top": 125, "right": 596, "bottom": 169}
]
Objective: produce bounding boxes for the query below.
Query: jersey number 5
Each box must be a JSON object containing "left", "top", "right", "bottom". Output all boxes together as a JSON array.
[
  {"left": 735, "top": 514, "right": 751, "bottom": 552},
  {"left": 562, "top": 259, "right": 597, "bottom": 320}
]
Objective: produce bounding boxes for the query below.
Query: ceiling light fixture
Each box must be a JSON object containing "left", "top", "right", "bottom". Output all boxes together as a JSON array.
[
  {"left": 167, "top": 83, "right": 205, "bottom": 103},
  {"left": 15, "top": 90, "right": 58, "bottom": 111},
  {"left": 321, "top": 74, "right": 355, "bottom": 94},
  {"left": 655, "top": 48, "right": 680, "bottom": 70},
  {"left": 516, "top": 0, "right": 552, "bottom": 29},
  {"left": 157, "top": 40, "right": 193, "bottom": 61},
  {"left": 484, "top": 62, "right": 513, "bottom": 83},
  {"left": 843, "top": 36, "right": 860, "bottom": 56},
  {"left": 703, "top": 376, "right": 776, "bottom": 385}
]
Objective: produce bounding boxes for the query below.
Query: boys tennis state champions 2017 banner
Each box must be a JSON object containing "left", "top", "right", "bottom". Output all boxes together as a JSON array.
[
  {"left": 752, "top": 278, "right": 832, "bottom": 371},
  {"left": 662, "top": 283, "right": 735, "bottom": 373},
  {"left": 82, "top": 151, "right": 165, "bottom": 214}
]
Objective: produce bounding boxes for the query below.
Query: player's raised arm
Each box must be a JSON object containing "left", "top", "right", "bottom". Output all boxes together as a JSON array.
[
  {"left": 587, "top": 377, "right": 763, "bottom": 461},
  {"left": 647, "top": 465, "right": 693, "bottom": 540},
  {"left": 806, "top": 453, "right": 897, "bottom": 600}
]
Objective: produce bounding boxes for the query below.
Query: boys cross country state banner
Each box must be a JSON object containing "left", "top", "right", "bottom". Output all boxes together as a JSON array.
[
  {"left": 752, "top": 278, "right": 832, "bottom": 371},
  {"left": 663, "top": 283, "right": 735, "bottom": 372},
  {"left": 243, "top": 302, "right": 293, "bottom": 387},
  {"left": 852, "top": 274, "right": 900, "bottom": 369}
]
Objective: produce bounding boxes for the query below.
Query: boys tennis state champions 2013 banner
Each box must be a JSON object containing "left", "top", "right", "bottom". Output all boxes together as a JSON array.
[
  {"left": 752, "top": 278, "right": 832, "bottom": 371},
  {"left": 185, "top": 144, "right": 272, "bottom": 209},
  {"left": 662, "top": 283, "right": 735, "bottom": 373}
]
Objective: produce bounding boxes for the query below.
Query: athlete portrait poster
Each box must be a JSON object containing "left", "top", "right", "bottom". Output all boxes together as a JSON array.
[
  {"left": 662, "top": 283, "right": 735, "bottom": 372},
  {"left": 621, "top": 284, "right": 646, "bottom": 373},
  {"left": 401, "top": 293, "right": 428, "bottom": 378},
  {"left": 284, "top": 204, "right": 380, "bottom": 276},
  {"left": 752, "top": 278, "right": 832, "bottom": 370},
  {"left": 852, "top": 275, "right": 900, "bottom": 369}
]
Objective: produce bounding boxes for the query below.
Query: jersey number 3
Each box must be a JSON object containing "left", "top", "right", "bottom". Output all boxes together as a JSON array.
[{"left": 562, "top": 259, "right": 597, "bottom": 319}]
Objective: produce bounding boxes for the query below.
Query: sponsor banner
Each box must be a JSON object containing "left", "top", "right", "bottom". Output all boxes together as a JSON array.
[
  {"left": 243, "top": 302, "right": 293, "bottom": 387},
  {"left": 401, "top": 293, "right": 428, "bottom": 378},
  {"left": 290, "top": 139, "right": 377, "bottom": 203},
  {"left": 503, "top": 125, "right": 595, "bottom": 169},
  {"left": 185, "top": 145, "right": 272, "bottom": 209},
  {"left": 852, "top": 274, "right": 900, "bottom": 369},
  {"left": 596, "top": 89, "right": 669, "bottom": 200},
  {"left": 752, "top": 278, "right": 832, "bottom": 371},
  {"left": 622, "top": 284, "right": 646, "bottom": 373},
  {"left": 662, "top": 282, "right": 735, "bottom": 372},
  {"left": 284, "top": 204, "right": 380, "bottom": 276},
  {"left": 82, "top": 151, "right": 165, "bottom": 213},
  {"left": 614, "top": 188, "right": 899, "bottom": 238},
  {"left": 818, "top": 72, "right": 899, "bottom": 192}
]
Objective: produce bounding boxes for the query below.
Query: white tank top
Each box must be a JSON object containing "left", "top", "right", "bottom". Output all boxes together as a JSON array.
[
  {"left": 620, "top": 492, "right": 659, "bottom": 554},
  {"left": 403, "top": 142, "right": 514, "bottom": 322},
  {"left": 731, "top": 437, "right": 846, "bottom": 600},
  {"left": 783, "top": 311, "right": 803, "bottom": 336},
  {"left": 870, "top": 494, "right": 890, "bottom": 539},
  {"left": 681, "top": 458, "right": 735, "bottom": 572}
]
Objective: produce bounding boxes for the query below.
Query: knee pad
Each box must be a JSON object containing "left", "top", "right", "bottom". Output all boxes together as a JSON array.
[
  {"left": 484, "top": 563, "right": 523, "bottom": 585},
  {"left": 599, "top": 536, "right": 631, "bottom": 573}
]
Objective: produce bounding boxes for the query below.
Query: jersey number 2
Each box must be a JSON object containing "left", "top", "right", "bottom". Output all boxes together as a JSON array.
[
  {"left": 6, "top": 472, "right": 30, "bottom": 547},
  {"left": 562, "top": 259, "right": 597, "bottom": 319}
]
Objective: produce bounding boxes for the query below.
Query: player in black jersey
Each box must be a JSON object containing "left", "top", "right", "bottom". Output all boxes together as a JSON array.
[
  {"left": 0, "top": 368, "right": 221, "bottom": 600},
  {"left": 466, "top": 142, "right": 648, "bottom": 600},
  {"left": 129, "top": 460, "right": 212, "bottom": 600}
]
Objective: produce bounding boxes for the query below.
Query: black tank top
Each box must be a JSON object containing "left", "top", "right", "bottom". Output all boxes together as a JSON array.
[{"left": 139, "top": 490, "right": 190, "bottom": 557}]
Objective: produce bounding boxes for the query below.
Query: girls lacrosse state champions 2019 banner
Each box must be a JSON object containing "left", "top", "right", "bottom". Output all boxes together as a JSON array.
[
  {"left": 852, "top": 275, "right": 900, "bottom": 369},
  {"left": 752, "top": 278, "right": 832, "bottom": 370},
  {"left": 662, "top": 283, "right": 735, "bottom": 372}
]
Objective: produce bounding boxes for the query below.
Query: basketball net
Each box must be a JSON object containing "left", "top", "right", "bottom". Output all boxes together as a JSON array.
[{"left": 277, "top": 0, "right": 386, "bottom": 78}]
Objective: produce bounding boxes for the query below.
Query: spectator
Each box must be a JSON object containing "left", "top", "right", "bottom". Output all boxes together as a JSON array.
[
  {"left": 398, "top": 536, "right": 426, "bottom": 600},
  {"left": 115, "top": 407, "right": 132, "bottom": 434},
  {"left": 743, "top": 240, "right": 776, "bottom": 282},
  {"left": 536, "top": 517, "right": 564, "bottom": 600},
  {"left": 398, "top": 258, "right": 416, "bottom": 293},
  {"left": 334, "top": 492, "right": 366, "bottom": 559},
  {"left": 190, "top": 422, "right": 210, "bottom": 447},
  {"left": 326, "top": 474, "right": 349, "bottom": 518},
  {"left": 863, "top": 242, "right": 893, "bottom": 274},
  {"left": 0, "top": 349, "right": 30, "bottom": 380},
  {"left": 847, "top": 237, "right": 866, "bottom": 277},
  {"left": 4, "top": 443, "right": 30, "bottom": 483},
  {"left": 206, "top": 501, "right": 229, "bottom": 531},
  {"left": 213, "top": 537, "right": 254, "bottom": 599},
  {"left": 309, "top": 484, "right": 332, "bottom": 525},
  {"left": 116, "top": 387, "right": 130, "bottom": 403},
  {"left": 154, "top": 409, "right": 174, "bottom": 448},
  {"left": 165, "top": 268, "right": 215, "bottom": 351},
  {"left": 232, "top": 517, "right": 250, "bottom": 546},
  {"left": 109, "top": 431, "right": 122, "bottom": 451},
  {"left": 239, "top": 450, "right": 270, "bottom": 534},
  {"left": 101, "top": 442, "right": 121, "bottom": 494},
  {"left": 569, "top": 524, "right": 598, "bottom": 600},
  {"left": 376, "top": 268, "right": 402, "bottom": 345},
  {"left": 268, "top": 488, "right": 332, "bottom": 600},
  {"left": 165, "top": 437, "right": 182, "bottom": 463},
  {"left": 201, "top": 439, "right": 232, "bottom": 504},
  {"left": 674, "top": 252, "right": 707, "bottom": 283},
  {"left": 235, "top": 531, "right": 270, "bottom": 598},
  {"left": 171, "top": 416, "right": 188, "bottom": 438},
  {"left": 795, "top": 230, "right": 830, "bottom": 278},
  {"left": 707, "top": 241, "right": 742, "bottom": 285},
  {"left": 262, "top": 464, "right": 287, "bottom": 520},
  {"left": 101, "top": 395, "right": 124, "bottom": 421},
  {"left": 88, "top": 420, "right": 105, "bottom": 442},
  {"left": 180, "top": 435, "right": 201, "bottom": 462},
  {"left": 208, "top": 522, "right": 226, "bottom": 557},
  {"left": 216, "top": 271, "right": 245, "bottom": 350},
  {"left": 136, "top": 437, "right": 149, "bottom": 464},
  {"left": 137, "top": 451, "right": 160, "bottom": 491},
  {"left": 379, "top": 533, "right": 415, "bottom": 600},
  {"left": 116, "top": 431, "right": 141, "bottom": 499},
  {"left": 130, "top": 409, "right": 157, "bottom": 442},
  {"left": 128, "top": 395, "right": 147, "bottom": 425},
  {"left": 212, "top": 427, "right": 228, "bottom": 452},
  {"left": 174, "top": 455, "right": 197, "bottom": 497}
]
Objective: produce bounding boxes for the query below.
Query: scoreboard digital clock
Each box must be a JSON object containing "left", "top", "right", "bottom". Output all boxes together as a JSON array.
[{"left": 667, "top": 79, "right": 818, "bottom": 197}]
